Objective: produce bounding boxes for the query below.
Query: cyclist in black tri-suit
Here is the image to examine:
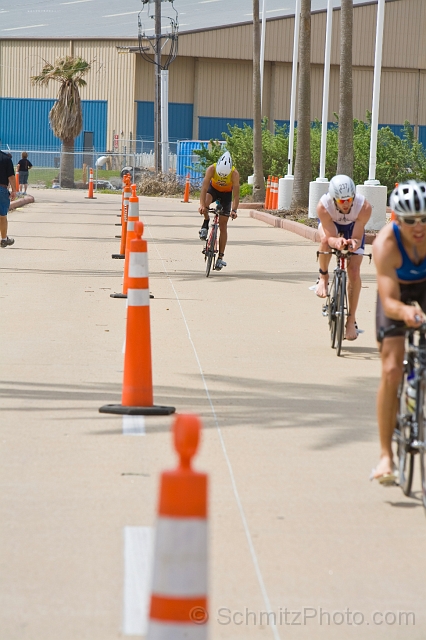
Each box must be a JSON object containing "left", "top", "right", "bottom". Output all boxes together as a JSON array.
[
  {"left": 373, "top": 181, "right": 426, "bottom": 484},
  {"left": 198, "top": 151, "right": 239, "bottom": 271}
]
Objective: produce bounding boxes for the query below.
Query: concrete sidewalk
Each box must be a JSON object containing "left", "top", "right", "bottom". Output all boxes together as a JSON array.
[{"left": 1, "top": 188, "right": 424, "bottom": 640}]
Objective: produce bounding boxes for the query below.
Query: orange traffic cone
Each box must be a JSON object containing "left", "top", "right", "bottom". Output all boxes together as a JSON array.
[
  {"left": 181, "top": 173, "right": 191, "bottom": 203},
  {"left": 15, "top": 168, "right": 20, "bottom": 194},
  {"left": 264, "top": 176, "right": 271, "bottom": 209},
  {"left": 85, "top": 167, "right": 97, "bottom": 199},
  {"left": 111, "top": 184, "right": 140, "bottom": 299},
  {"left": 113, "top": 176, "right": 131, "bottom": 259},
  {"left": 100, "top": 221, "right": 175, "bottom": 416},
  {"left": 146, "top": 414, "right": 208, "bottom": 640},
  {"left": 269, "top": 177, "right": 275, "bottom": 210}
]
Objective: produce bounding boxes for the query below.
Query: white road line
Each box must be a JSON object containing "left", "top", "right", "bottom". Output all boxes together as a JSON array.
[
  {"left": 122, "top": 526, "right": 154, "bottom": 636},
  {"left": 122, "top": 415, "right": 146, "bottom": 436},
  {"left": 149, "top": 230, "right": 281, "bottom": 640}
]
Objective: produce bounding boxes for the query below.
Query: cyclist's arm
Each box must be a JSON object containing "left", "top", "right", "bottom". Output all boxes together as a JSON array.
[
  {"left": 373, "top": 227, "right": 423, "bottom": 327},
  {"left": 199, "top": 165, "right": 215, "bottom": 212},
  {"left": 349, "top": 200, "right": 372, "bottom": 250},
  {"left": 317, "top": 202, "right": 344, "bottom": 249},
  {"left": 231, "top": 170, "right": 240, "bottom": 216}
]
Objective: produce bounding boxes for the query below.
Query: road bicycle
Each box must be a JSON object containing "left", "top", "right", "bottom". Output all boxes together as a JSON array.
[
  {"left": 381, "top": 319, "right": 426, "bottom": 512},
  {"left": 318, "top": 247, "right": 372, "bottom": 357},
  {"left": 203, "top": 202, "right": 222, "bottom": 277}
]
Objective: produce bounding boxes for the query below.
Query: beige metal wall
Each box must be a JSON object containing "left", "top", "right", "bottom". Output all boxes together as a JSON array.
[
  {"left": 1, "top": 0, "right": 426, "bottom": 143},
  {"left": 0, "top": 39, "right": 137, "bottom": 147}
]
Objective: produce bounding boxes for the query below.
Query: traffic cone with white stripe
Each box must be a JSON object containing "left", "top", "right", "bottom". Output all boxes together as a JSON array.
[
  {"left": 147, "top": 413, "right": 208, "bottom": 640},
  {"left": 85, "top": 167, "right": 97, "bottom": 199},
  {"left": 112, "top": 175, "right": 131, "bottom": 259},
  {"left": 111, "top": 184, "right": 139, "bottom": 299},
  {"left": 100, "top": 221, "right": 175, "bottom": 416}
]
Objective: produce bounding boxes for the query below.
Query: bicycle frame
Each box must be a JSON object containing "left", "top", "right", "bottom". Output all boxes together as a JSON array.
[
  {"left": 394, "top": 325, "right": 426, "bottom": 508},
  {"left": 318, "top": 248, "right": 372, "bottom": 356},
  {"left": 204, "top": 205, "right": 221, "bottom": 277}
]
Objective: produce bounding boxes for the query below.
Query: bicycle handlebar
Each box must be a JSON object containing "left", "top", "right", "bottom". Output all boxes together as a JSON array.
[
  {"left": 317, "top": 249, "right": 373, "bottom": 261},
  {"left": 379, "top": 322, "right": 426, "bottom": 340}
]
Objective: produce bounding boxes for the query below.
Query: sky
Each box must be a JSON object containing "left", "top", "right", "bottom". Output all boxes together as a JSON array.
[{"left": 0, "top": 0, "right": 374, "bottom": 38}]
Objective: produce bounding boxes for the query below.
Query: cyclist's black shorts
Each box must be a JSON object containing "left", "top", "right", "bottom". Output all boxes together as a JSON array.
[
  {"left": 376, "top": 280, "right": 426, "bottom": 342},
  {"left": 207, "top": 185, "right": 232, "bottom": 215}
]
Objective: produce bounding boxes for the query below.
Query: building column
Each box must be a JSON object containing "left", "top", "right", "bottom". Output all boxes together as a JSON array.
[{"left": 192, "top": 57, "right": 200, "bottom": 140}]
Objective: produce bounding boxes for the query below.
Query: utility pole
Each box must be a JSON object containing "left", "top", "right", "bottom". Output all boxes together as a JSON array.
[
  {"left": 154, "top": 0, "right": 161, "bottom": 173},
  {"left": 137, "top": 0, "right": 178, "bottom": 174}
]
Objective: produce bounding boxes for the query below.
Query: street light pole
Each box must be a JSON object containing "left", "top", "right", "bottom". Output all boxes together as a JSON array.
[{"left": 154, "top": 0, "right": 161, "bottom": 173}]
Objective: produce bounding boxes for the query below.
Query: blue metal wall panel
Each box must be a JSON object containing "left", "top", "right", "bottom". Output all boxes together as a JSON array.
[
  {"left": 177, "top": 141, "right": 203, "bottom": 180},
  {"left": 169, "top": 103, "right": 193, "bottom": 141},
  {"left": 0, "top": 97, "right": 107, "bottom": 164},
  {"left": 378, "top": 123, "right": 406, "bottom": 138},
  {"left": 136, "top": 101, "right": 154, "bottom": 141},
  {"left": 419, "top": 126, "right": 426, "bottom": 148},
  {"left": 198, "top": 117, "right": 253, "bottom": 140},
  {"left": 136, "top": 101, "right": 193, "bottom": 144}
]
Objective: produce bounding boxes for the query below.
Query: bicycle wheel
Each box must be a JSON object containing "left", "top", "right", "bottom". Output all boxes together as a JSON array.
[
  {"left": 335, "top": 271, "right": 346, "bottom": 357},
  {"left": 417, "top": 378, "right": 426, "bottom": 511},
  {"left": 205, "top": 224, "right": 217, "bottom": 277},
  {"left": 396, "top": 373, "right": 415, "bottom": 496},
  {"left": 327, "top": 273, "right": 338, "bottom": 348}
]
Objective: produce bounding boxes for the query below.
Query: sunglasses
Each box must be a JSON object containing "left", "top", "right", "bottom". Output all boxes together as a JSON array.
[
  {"left": 335, "top": 197, "right": 354, "bottom": 206},
  {"left": 399, "top": 216, "right": 426, "bottom": 226}
]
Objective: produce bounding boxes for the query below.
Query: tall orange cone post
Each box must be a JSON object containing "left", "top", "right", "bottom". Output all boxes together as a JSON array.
[
  {"left": 146, "top": 414, "right": 208, "bottom": 640},
  {"left": 100, "top": 221, "right": 175, "bottom": 416},
  {"left": 264, "top": 175, "right": 271, "bottom": 209},
  {"left": 15, "top": 168, "right": 20, "bottom": 194},
  {"left": 111, "top": 184, "right": 140, "bottom": 299},
  {"left": 181, "top": 173, "right": 191, "bottom": 203},
  {"left": 112, "top": 175, "right": 131, "bottom": 259},
  {"left": 85, "top": 167, "right": 97, "bottom": 199}
]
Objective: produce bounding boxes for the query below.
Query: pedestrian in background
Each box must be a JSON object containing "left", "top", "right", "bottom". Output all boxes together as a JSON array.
[
  {"left": 0, "top": 150, "right": 16, "bottom": 247},
  {"left": 17, "top": 151, "right": 32, "bottom": 194}
]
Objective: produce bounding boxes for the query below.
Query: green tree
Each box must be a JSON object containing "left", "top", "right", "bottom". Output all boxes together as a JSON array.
[
  {"left": 337, "top": 0, "right": 354, "bottom": 176},
  {"left": 31, "top": 56, "right": 91, "bottom": 188},
  {"left": 252, "top": 0, "right": 265, "bottom": 202},
  {"left": 291, "top": 0, "right": 312, "bottom": 208}
]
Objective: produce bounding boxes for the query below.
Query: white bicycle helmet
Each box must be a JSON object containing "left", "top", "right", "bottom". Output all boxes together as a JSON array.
[
  {"left": 389, "top": 180, "right": 426, "bottom": 216},
  {"left": 216, "top": 151, "right": 232, "bottom": 178},
  {"left": 329, "top": 174, "right": 356, "bottom": 200}
]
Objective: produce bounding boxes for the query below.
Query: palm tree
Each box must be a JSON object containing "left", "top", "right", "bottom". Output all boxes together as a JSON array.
[
  {"left": 252, "top": 0, "right": 265, "bottom": 202},
  {"left": 291, "top": 0, "right": 311, "bottom": 208},
  {"left": 337, "top": 0, "right": 354, "bottom": 176},
  {"left": 31, "top": 56, "right": 91, "bottom": 188}
]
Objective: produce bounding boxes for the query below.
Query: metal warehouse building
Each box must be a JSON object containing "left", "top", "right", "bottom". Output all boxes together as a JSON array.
[{"left": 1, "top": 0, "right": 425, "bottom": 156}]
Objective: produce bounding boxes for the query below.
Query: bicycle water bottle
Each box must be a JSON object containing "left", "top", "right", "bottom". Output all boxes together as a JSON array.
[{"left": 406, "top": 372, "right": 416, "bottom": 414}]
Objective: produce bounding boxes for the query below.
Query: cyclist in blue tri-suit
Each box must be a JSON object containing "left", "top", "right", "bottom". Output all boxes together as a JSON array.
[{"left": 373, "top": 180, "right": 426, "bottom": 484}]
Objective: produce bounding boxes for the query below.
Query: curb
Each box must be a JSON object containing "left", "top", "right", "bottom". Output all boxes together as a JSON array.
[
  {"left": 10, "top": 195, "right": 35, "bottom": 210},
  {"left": 238, "top": 202, "right": 264, "bottom": 210},
  {"left": 248, "top": 209, "right": 376, "bottom": 244}
]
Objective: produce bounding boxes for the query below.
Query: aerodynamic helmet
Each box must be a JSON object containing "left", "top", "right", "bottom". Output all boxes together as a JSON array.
[
  {"left": 389, "top": 180, "right": 426, "bottom": 216},
  {"left": 329, "top": 175, "right": 356, "bottom": 200},
  {"left": 216, "top": 151, "right": 232, "bottom": 178}
]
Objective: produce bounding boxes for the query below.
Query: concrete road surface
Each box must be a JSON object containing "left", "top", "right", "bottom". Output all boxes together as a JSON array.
[{"left": 1, "top": 189, "right": 425, "bottom": 640}]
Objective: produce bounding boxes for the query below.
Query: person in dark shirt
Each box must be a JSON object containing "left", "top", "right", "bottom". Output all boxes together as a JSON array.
[
  {"left": 17, "top": 151, "right": 33, "bottom": 194},
  {"left": 0, "top": 151, "right": 16, "bottom": 247}
]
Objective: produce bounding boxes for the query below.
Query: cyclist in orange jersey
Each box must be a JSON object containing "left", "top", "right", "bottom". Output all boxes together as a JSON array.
[{"left": 198, "top": 151, "right": 239, "bottom": 270}]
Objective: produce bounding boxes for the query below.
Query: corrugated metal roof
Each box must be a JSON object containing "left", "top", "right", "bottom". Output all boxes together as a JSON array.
[{"left": 1, "top": 0, "right": 377, "bottom": 39}]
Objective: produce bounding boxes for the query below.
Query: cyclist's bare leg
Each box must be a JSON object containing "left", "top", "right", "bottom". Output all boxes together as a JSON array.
[
  {"left": 201, "top": 193, "right": 213, "bottom": 221},
  {"left": 316, "top": 230, "right": 332, "bottom": 297},
  {"left": 218, "top": 214, "right": 229, "bottom": 256},
  {"left": 346, "top": 255, "right": 362, "bottom": 340},
  {"left": 374, "top": 336, "right": 405, "bottom": 478}
]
